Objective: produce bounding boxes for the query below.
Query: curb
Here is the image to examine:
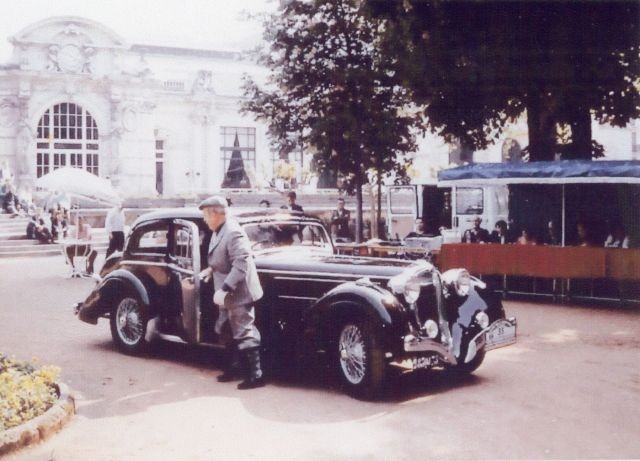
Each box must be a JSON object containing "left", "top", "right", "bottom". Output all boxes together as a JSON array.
[{"left": 0, "top": 382, "right": 75, "bottom": 457}]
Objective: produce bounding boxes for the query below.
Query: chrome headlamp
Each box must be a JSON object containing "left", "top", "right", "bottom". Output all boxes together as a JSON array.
[
  {"left": 441, "top": 268, "right": 472, "bottom": 297},
  {"left": 388, "top": 262, "right": 433, "bottom": 304},
  {"left": 423, "top": 319, "right": 439, "bottom": 339}
]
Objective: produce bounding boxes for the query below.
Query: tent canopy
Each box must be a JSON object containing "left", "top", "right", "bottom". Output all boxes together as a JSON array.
[{"left": 438, "top": 160, "right": 640, "bottom": 186}]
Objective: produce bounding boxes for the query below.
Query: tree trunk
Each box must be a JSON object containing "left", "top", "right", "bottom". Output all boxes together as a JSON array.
[
  {"left": 565, "top": 107, "right": 593, "bottom": 160},
  {"left": 526, "top": 95, "right": 556, "bottom": 161},
  {"left": 355, "top": 172, "right": 364, "bottom": 243},
  {"left": 376, "top": 172, "right": 382, "bottom": 240}
]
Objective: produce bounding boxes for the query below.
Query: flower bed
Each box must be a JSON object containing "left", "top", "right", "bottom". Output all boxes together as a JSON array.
[{"left": 0, "top": 354, "right": 60, "bottom": 432}]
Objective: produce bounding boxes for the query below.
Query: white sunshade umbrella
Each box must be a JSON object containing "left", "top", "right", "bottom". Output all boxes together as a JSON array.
[{"left": 35, "top": 167, "right": 121, "bottom": 207}]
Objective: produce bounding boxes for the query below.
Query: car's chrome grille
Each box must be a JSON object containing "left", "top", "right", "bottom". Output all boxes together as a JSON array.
[{"left": 415, "top": 284, "right": 440, "bottom": 329}]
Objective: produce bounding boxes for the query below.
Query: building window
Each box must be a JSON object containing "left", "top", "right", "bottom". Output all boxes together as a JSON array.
[
  {"left": 36, "top": 103, "right": 99, "bottom": 177},
  {"left": 220, "top": 127, "right": 255, "bottom": 188}
]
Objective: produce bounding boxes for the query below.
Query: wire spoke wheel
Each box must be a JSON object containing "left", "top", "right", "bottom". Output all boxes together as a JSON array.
[
  {"left": 109, "top": 293, "right": 150, "bottom": 355},
  {"left": 339, "top": 324, "right": 367, "bottom": 385},
  {"left": 112, "top": 297, "right": 145, "bottom": 349}
]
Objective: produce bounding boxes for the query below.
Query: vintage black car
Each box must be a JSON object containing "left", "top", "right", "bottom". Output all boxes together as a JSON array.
[{"left": 75, "top": 208, "right": 517, "bottom": 398}]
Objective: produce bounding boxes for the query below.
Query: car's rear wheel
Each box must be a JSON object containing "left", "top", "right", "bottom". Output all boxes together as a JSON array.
[
  {"left": 110, "top": 295, "right": 149, "bottom": 354},
  {"left": 335, "top": 318, "right": 386, "bottom": 399}
]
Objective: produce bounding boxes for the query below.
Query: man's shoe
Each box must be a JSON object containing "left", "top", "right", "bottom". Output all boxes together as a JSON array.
[
  {"left": 237, "top": 375, "right": 265, "bottom": 390},
  {"left": 237, "top": 347, "right": 265, "bottom": 390},
  {"left": 217, "top": 370, "right": 240, "bottom": 383}
]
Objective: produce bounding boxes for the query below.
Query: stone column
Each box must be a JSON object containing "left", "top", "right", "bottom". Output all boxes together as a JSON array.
[
  {"left": 107, "top": 98, "right": 124, "bottom": 189},
  {"left": 16, "top": 95, "right": 35, "bottom": 188},
  {"left": 189, "top": 103, "right": 215, "bottom": 195}
]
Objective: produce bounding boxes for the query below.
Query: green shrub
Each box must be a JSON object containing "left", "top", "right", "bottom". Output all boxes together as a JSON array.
[{"left": 0, "top": 354, "right": 60, "bottom": 431}]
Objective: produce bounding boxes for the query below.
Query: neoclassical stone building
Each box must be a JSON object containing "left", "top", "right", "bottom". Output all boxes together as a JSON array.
[{"left": 0, "top": 16, "right": 274, "bottom": 198}]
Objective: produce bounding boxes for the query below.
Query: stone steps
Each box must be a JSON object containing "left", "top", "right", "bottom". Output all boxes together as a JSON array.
[
  {"left": 0, "top": 211, "right": 109, "bottom": 258},
  {"left": 0, "top": 248, "right": 63, "bottom": 258},
  {"left": 0, "top": 241, "right": 108, "bottom": 258},
  {"left": 0, "top": 239, "right": 41, "bottom": 246}
]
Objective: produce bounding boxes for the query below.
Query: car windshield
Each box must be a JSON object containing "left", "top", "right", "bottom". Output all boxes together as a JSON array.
[{"left": 244, "top": 221, "right": 332, "bottom": 252}]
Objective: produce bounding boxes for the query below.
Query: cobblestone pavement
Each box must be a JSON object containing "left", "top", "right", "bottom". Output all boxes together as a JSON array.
[{"left": 1, "top": 256, "right": 639, "bottom": 460}]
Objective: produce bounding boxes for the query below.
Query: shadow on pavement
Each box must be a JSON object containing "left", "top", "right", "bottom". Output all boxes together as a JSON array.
[{"left": 78, "top": 338, "right": 485, "bottom": 423}]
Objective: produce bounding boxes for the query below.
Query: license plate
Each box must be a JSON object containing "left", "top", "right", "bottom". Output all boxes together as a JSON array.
[
  {"left": 411, "top": 355, "right": 437, "bottom": 370},
  {"left": 485, "top": 318, "right": 517, "bottom": 350}
]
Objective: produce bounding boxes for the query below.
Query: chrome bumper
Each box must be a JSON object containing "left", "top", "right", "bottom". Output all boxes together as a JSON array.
[
  {"left": 465, "top": 316, "right": 517, "bottom": 363},
  {"left": 403, "top": 334, "right": 457, "bottom": 365},
  {"left": 484, "top": 317, "right": 517, "bottom": 351},
  {"left": 403, "top": 316, "right": 518, "bottom": 366}
]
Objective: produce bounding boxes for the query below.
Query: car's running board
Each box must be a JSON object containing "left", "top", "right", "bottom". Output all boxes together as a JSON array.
[{"left": 155, "top": 332, "right": 226, "bottom": 349}]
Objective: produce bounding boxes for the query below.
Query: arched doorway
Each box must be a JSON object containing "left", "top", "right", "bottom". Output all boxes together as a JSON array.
[{"left": 35, "top": 103, "right": 99, "bottom": 177}]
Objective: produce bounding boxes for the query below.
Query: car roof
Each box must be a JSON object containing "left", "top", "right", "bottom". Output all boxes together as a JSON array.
[{"left": 132, "top": 207, "right": 323, "bottom": 228}]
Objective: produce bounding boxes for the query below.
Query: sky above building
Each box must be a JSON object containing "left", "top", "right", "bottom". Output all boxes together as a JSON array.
[{"left": 0, "top": 0, "right": 276, "bottom": 60}]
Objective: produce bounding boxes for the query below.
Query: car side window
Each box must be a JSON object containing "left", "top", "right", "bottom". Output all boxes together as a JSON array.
[
  {"left": 173, "top": 227, "right": 193, "bottom": 268},
  {"left": 128, "top": 221, "right": 170, "bottom": 256}
]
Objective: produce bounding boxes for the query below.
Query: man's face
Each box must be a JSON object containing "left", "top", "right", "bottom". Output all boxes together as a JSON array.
[
  {"left": 288, "top": 196, "right": 296, "bottom": 206},
  {"left": 337, "top": 200, "right": 344, "bottom": 210},
  {"left": 203, "top": 207, "right": 226, "bottom": 231},
  {"left": 415, "top": 219, "right": 424, "bottom": 233},
  {"left": 473, "top": 218, "right": 481, "bottom": 229}
]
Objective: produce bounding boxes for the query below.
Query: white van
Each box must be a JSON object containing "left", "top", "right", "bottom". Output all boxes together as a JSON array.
[{"left": 386, "top": 183, "right": 509, "bottom": 243}]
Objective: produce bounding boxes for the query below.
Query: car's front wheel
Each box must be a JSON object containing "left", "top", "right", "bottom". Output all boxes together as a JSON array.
[
  {"left": 110, "top": 295, "right": 149, "bottom": 355},
  {"left": 335, "top": 319, "right": 386, "bottom": 399}
]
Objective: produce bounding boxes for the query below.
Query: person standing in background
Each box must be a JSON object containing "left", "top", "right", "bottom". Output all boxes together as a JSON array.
[
  {"left": 330, "top": 197, "right": 352, "bottom": 241},
  {"left": 106, "top": 202, "right": 125, "bottom": 258},
  {"left": 281, "top": 191, "right": 303, "bottom": 212}
]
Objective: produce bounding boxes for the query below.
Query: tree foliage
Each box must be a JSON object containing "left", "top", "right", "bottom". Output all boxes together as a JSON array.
[
  {"left": 242, "top": 0, "right": 421, "bottom": 241},
  {"left": 369, "top": 0, "right": 640, "bottom": 160}
]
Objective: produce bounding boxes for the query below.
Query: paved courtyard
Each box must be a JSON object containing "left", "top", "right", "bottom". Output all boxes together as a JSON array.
[{"left": 1, "top": 256, "right": 639, "bottom": 460}]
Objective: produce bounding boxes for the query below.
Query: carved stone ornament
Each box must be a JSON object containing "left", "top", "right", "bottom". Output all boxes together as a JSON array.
[
  {"left": 193, "top": 70, "right": 214, "bottom": 94},
  {"left": 62, "top": 24, "right": 82, "bottom": 36},
  {"left": 122, "top": 106, "right": 138, "bottom": 132},
  {"left": 47, "top": 42, "right": 96, "bottom": 74},
  {"left": 0, "top": 99, "right": 19, "bottom": 127},
  {"left": 57, "top": 44, "right": 84, "bottom": 73}
]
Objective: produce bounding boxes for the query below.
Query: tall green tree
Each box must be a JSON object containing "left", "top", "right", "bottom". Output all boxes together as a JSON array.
[
  {"left": 242, "top": 0, "right": 420, "bottom": 241},
  {"left": 369, "top": 0, "right": 640, "bottom": 160}
]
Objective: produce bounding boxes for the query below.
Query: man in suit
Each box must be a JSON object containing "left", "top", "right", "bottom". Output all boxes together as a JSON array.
[
  {"left": 405, "top": 218, "right": 428, "bottom": 239},
  {"left": 330, "top": 197, "right": 351, "bottom": 241},
  {"left": 199, "top": 196, "right": 265, "bottom": 389},
  {"left": 281, "top": 191, "right": 303, "bottom": 212},
  {"left": 462, "top": 216, "right": 490, "bottom": 244}
]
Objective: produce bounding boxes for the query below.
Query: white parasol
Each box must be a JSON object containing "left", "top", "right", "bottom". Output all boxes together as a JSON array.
[{"left": 35, "top": 167, "right": 121, "bottom": 207}]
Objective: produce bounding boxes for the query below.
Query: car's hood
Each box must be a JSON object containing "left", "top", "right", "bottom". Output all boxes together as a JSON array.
[{"left": 255, "top": 249, "right": 423, "bottom": 279}]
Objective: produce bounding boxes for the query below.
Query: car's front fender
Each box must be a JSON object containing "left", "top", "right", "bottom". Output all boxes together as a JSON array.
[
  {"left": 302, "top": 280, "right": 410, "bottom": 356},
  {"left": 445, "top": 285, "right": 506, "bottom": 362}
]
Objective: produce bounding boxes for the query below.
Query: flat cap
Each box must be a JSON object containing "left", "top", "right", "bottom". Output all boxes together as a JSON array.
[{"left": 198, "top": 195, "right": 228, "bottom": 210}]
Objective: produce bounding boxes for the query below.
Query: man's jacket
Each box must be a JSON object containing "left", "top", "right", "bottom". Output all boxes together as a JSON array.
[{"left": 207, "top": 218, "right": 263, "bottom": 307}]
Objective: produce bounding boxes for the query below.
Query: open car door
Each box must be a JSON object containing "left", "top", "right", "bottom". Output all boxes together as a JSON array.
[
  {"left": 386, "top": 185, "right": 419, "bottom": 239},
  {"left": 170, "top": 219, "right": 202, "bottom": 343}
]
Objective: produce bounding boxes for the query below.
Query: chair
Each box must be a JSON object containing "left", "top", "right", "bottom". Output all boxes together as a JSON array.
[{"left": 61, "top": 238, "right": 93, "bottom": 278}]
